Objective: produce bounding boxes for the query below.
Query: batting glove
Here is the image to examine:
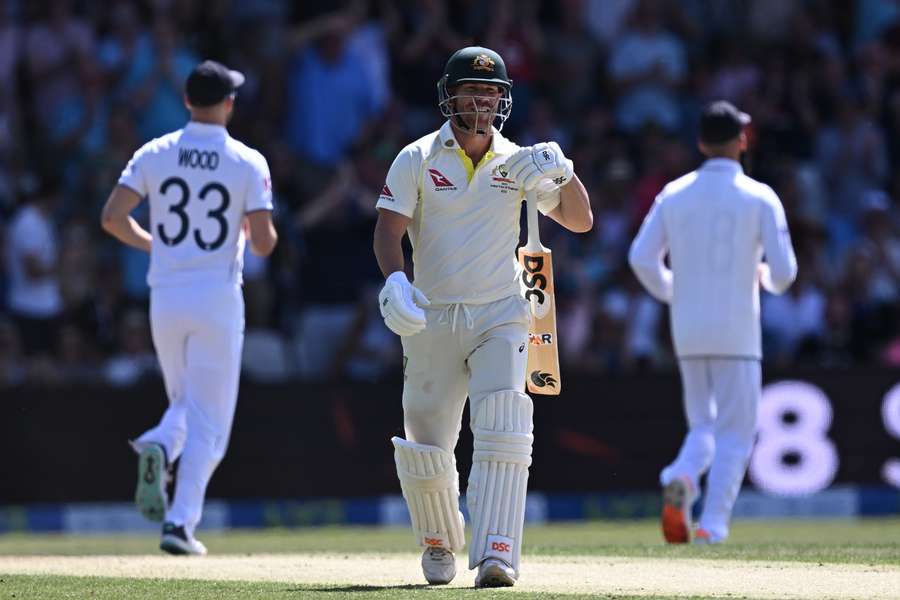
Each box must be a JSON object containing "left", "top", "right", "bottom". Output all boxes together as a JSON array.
[
  {"left": 504, "top": 142, "right": 574, "bottom": 192},
  {"left": 378, "top": 271, "right": 430, "bottom": 337}
]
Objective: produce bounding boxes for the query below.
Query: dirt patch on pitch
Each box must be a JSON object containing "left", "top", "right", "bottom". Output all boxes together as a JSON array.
[{"left": 0, "top": 553, "right": 897, "bottom": 598}]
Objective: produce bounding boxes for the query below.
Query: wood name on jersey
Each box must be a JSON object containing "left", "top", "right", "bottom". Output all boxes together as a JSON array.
[{"left": 178, "top": 148, "right": 220, "bottom": 171}]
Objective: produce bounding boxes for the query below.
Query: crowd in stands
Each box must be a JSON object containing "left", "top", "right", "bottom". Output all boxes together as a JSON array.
[{"left": 2, "top": 0, "right": 900, "bottom": 386}]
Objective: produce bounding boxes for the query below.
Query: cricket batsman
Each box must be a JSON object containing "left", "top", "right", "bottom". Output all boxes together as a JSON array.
[
  {"left": 373, "top": 47, "right": 592, "bottom": 587},
  {"left": 629, "top": 101, "right": 797, "bottom": 544}
]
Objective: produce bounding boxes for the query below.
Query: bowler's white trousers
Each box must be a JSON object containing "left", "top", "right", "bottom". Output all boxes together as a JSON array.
[
  {"left": 660, "top": 358, "right": 760, "bottom": 541},
  {"left": 136, "top": 282, "right": 244, "bottom": 535}
]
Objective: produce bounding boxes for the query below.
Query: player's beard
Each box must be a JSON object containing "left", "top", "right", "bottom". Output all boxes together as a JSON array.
[{"left": 454, "top": 96, "right": 498, "bottom": 136}]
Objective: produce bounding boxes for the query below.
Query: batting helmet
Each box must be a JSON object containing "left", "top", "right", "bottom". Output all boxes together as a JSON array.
[{"left": 437, "top": 46, "right": 513, "bottom": 133}]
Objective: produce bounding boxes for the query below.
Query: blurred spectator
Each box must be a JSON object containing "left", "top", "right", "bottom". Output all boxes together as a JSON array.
[
  {"left": 24, "top": 0, "right": 96, "bottom": 124},
  {"left": 585, "top": 0, "right": 637, "bottom": 44},
  {"left": 0, "top": 316, "right": 26, "bottom": 386},
  {"left": 291, "top": 157, "right": 382, "bottom": 378},
  {"left": 388, "top": 0, "right": 467, "bottom": 134},
  {"left": 58, "top": 218, "right": 98, "bottom": 316},
  {"left": 814, "top": 93, "right": 888, "bottom": 227},
  {"left": 5, "top": 177, "right": 63, "bottom": 357},
  {"left": 631, "top": 132, "right": 692, "bottom": 224},
  {"left": 543, "top": 0, "right": 603, "bottom": 116},
  {"left": 762, "top": 269, "right": 827, "bottom": 365},
  {"left": 97, "top": 1, "right": 148, "bottom": 93},
  {"left": 608, "top": 0, "right": 687, "bottom": 133},
  {"left": 117, "top": 17, "right": 196, "bottom": 141},
  {"left": 746, "top": 0, "right": 804, "bottom": 43},
  {"left": 104, "top": 309, "right": 158, "bottom": 385},
  {"left": 0, "top": 4, "right": 21, "bottom": 187},
  {"left": 854, "top": 0, "right": 900, "bottom": 48},
  {"left": 484, "top": 0, "right": 542, "bottom": 131},
  {"left": 56, "top": 321, "right": 101, "bottom": 382},
  {"left": 702, "top": 38, "right": 761, "bottom": 106},
  {"left": 331, "top": 285, "right": 401, "bottom": 381},
  {"left": 286, "top": 3, "right": 385, "bottom": 176}
]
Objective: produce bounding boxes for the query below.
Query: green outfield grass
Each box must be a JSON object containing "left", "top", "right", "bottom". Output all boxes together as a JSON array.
[
  {"left": 0, "top": 519, "right": 898, "bottom": 599},
  {"left": 1, "top": 518, "right": 897, "bottom": 563}
]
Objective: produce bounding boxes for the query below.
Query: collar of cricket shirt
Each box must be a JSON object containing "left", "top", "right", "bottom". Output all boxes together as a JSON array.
[
  {"left": 184, "top": 121, "right": 228, "bottom": 138},
  {"left": 701, "top": 157, "right": 743, "bottom": 174}
]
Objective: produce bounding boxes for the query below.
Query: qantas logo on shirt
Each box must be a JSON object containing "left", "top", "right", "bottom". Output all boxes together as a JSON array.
[
  {"left": 379, "top": 183, "right": 394, "bottom": 201},
  {"left": 428, "top": 169, "right": 456, "bottom": 190}
]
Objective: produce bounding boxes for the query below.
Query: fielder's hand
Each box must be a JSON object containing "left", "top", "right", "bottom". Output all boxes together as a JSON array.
[
  {"left": 505, "top": 142, "right": 574, "bottom": 191},
  {"left": 379, "top": 271, "right": 430, "bottom": 336}
]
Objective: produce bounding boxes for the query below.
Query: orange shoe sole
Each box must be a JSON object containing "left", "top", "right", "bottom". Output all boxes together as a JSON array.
[
  {"left": 662, "top": 504, "right": 690, "bottom": 543},
  {"left": 661, "top": 479, "right": 692, "bottom": 544}
]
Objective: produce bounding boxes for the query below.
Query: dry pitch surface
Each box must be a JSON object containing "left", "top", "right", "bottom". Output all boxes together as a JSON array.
[
  {"left": 0, "top": 520, "right": 898, "bottom": 599},
  {"left": 2, "top": 553, "right": 899, "bottom": 598}
]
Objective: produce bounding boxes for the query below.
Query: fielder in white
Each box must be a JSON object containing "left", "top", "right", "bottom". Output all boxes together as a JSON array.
[
  {"left": 100, "top": 60, "right": 277, "bottom": 555},
  {"left": 629, "top": 101, "right": 797, "bottom": 544},
  {"left": 374, "top": 47, "right": 592, "bottom": 587}
]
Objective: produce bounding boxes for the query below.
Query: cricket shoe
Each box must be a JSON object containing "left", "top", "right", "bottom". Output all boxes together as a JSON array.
[
  {"left": 474, "top": 558, "right": 516, "bottom": 588},
  {"left": 135, "top": 443, "right": 169, "bottom": 522},
  {"left": 160, "top": 522, "right": 208, "bottom": 555},
  {"left": 661, "top": 476, "right": 695, "bottom": 544},
  {"left": 421, "top": 547, "right": 456, "bottom": 585},
  {"left": 693, "top": 528, "right": 724, "bottom": 545}
]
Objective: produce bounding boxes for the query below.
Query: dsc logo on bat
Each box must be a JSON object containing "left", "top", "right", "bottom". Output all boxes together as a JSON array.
[{"left": 521, "top": 254, "right": 552, "bottom": 319}]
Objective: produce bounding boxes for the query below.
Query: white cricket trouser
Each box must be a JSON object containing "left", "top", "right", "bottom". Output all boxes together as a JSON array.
[
  {"left": 399, "top": 295, "right": 530, "bottom": 452},
  {"left": 137, "top": 282, "right": 244, "bottom": 536},
  {"left": 660, "top": 358, "right": 760, "bottom": 541}
]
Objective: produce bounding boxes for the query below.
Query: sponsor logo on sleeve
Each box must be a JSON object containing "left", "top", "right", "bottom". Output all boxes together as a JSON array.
[{"left": 379, "top": 183, "right": 394, "bottom": 201}]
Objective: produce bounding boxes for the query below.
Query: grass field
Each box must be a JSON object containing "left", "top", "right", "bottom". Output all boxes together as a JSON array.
[{"left": 0, "top": 518, "right": 898, "bottom": 599}]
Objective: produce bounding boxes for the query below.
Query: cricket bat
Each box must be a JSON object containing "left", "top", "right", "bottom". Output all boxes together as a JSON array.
[{"left": 518, "top": 188, "right": 561, "bottom": 395}]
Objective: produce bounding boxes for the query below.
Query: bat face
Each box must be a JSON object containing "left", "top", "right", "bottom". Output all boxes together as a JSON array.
[{"left": 518, "top": 247, "right": 561, "bottom": 395}]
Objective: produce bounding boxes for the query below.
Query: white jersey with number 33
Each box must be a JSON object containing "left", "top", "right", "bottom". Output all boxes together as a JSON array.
[
  {"left": 118, "top": 121, "right": 273, "bottom": 288},
  {"left": 629, "top": 158, "right": 798, "bottom": 358}
]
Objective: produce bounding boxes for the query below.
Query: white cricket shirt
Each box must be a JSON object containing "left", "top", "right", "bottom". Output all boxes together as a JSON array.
[
  {"left": 628, "top": 158, "right": 797, "bottom": 358},
  {"left": 5, "top": 205, "right": 62, "bottom": 317},
  {"left": 376, "top": 121, "right": 560, "bottom": 305},
  {"left": 118, "top": 121, "right": 273, "bottom": 288}
]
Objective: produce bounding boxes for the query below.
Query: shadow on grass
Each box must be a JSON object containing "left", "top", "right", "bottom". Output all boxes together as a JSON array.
[{"left": 286, "top": 584, "right": 430, "bottom": 593}]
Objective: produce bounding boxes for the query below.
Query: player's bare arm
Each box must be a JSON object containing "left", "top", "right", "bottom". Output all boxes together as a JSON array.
[
  {"left": 100, "top": 185, "right": 152, "bottom": 253},
  {"left": 373, "top": 208, "right": 411, "bottom": 277},
  {"left": 547, "top": 174, "right": 592, "bottom": 233},
  {"left": 373, "top": 207, "right": 429, "bottom": 337},
  {"left": 244, "top": 211, "right": 278, "bottom": 257}
]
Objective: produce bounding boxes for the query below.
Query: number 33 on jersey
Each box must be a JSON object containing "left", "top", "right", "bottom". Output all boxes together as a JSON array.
[{"left": 117, "top": 122, "right": 273, "bottom": 287}]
